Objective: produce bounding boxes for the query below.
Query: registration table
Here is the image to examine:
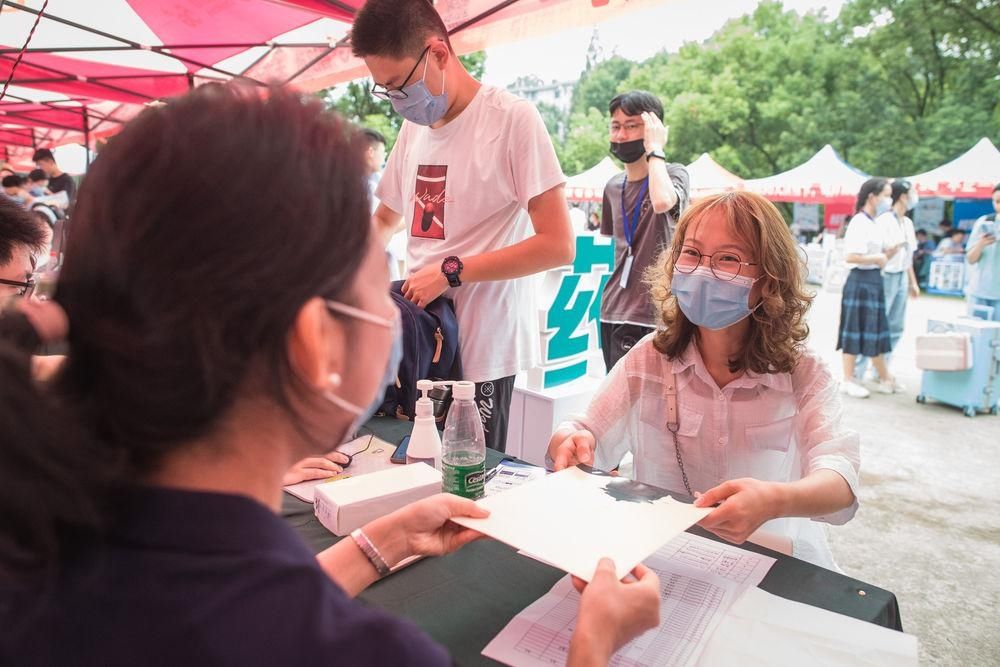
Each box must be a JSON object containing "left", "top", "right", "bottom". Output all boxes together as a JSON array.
[{"left": 282, "top": 418, "right": 903, "bottom": 666}]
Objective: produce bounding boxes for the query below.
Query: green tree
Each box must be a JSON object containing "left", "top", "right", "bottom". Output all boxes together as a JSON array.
[
  {"left": 557, "top": 108, "right": 609, "bottom": 176},
  {"left": 570, "top": 56, "right": 635, "bottom": 116}
]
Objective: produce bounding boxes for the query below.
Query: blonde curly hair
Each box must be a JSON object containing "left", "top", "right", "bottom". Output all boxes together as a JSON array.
[{"left": 644, "top": 191, "right": 813, "bottom": 375}]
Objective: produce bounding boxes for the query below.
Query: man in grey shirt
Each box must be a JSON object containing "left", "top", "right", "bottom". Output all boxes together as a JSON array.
[{"left": 599, "top": 91, "right": 690, "bottom": 370}]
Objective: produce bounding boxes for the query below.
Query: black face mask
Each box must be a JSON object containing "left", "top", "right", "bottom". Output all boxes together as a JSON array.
[{"left": 609, "top": 139, "right": 646, "bottom": 164}]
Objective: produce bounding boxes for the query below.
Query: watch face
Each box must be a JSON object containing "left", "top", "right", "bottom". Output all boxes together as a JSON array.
[{"left": 443, "top": 257, "right": 460, "bottom": 274}]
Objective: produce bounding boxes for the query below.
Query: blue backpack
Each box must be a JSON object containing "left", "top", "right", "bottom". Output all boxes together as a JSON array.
[{"left": 378, "top": 280, "right": 463, "bottom": 421}]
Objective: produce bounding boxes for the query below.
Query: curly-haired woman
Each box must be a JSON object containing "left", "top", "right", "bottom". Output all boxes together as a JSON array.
[{"left": 546, "top": 191, "right": 860, "bottom": 570}]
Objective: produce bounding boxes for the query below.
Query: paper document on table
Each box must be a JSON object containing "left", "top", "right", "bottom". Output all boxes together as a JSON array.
[
  {"left": 486, "top": 461, "right": 547, "bottom": 496},
  {"left": 283, "top": 435, "right": 395, "bottom": 503},
  {"left": 700, "top": 587, "right": 918, "bottom": 666},
  {"left": 451, "top": 466, "right": 711, "bottom": 582},
  {"left": 483, "top": 534, "right": 776, "bottom": 667}
]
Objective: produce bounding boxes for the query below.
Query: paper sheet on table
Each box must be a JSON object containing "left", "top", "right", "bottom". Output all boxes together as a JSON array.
[
  {"left": 485, "top": 461, "right": 547, "bottom": 496},
  {"left": 283, "top": 435, "right": 396, "bottom": 503},
  {"left": 700, "top": 587, "right": 918, "bottom": 666},
  {"left": 452, "top": 466, "right": 711, "bottom": 582},
  {"left": 483, "top": 533, "right": 776, "bottom": 667}
]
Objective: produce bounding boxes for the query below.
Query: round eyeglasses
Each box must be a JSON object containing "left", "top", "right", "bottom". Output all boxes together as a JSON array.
[{"left": 672, "top": 245, "right": 758, "bottom": 281}]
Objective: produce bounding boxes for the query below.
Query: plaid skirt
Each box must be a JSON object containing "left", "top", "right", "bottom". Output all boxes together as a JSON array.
[{"left": 837, "top": 268, "right": 891, "bottom": 356}]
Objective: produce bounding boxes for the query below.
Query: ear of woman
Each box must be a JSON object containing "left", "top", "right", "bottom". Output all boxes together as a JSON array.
[{"left": 288, "top": 297, "right": 347, "bottom": 390}]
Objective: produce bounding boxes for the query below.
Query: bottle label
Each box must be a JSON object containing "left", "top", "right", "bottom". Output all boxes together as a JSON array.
[{"left": 442, "top": 461, "right": 486, "bottom": 499}]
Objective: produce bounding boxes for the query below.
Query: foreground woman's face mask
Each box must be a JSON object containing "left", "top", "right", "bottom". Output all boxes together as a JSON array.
[
  {"left": 672, "top": 265, "right": 759, "bottom": 330},
  {"left": 322, "top": 300, "right": 402, "bottom": 441}
]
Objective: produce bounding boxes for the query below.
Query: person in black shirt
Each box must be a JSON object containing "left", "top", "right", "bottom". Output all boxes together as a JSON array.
[
  {"left": 32, "top": 147, "right": 76, "bottom": 203},
  {"left": 0, "top": 85, "right": 660, "bottom": 667}
]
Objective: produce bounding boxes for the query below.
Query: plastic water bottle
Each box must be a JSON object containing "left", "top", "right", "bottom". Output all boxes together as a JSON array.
[
  {"left": 407, "top": 380, "right": 442, "bottom": 469},
  {"left": 441, "top": 380, "right": 486, "bottom": 499}
]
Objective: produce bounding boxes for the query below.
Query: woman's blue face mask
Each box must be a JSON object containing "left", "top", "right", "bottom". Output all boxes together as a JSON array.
[{"left": 671, "top": 265, "right": 760, "bottom": 330}]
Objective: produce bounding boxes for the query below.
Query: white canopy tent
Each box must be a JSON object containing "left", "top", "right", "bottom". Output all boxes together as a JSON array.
[{"left": 907, "top": 137, "right": 1000, "bottom": 199}]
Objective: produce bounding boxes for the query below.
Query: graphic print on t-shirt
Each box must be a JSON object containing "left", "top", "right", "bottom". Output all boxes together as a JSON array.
[{"left": 412, "top": 164, "right": 448, "bottom": 240}]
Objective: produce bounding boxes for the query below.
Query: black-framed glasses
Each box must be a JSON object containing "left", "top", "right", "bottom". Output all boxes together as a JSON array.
[
  {"left": 0, "top": 277, "right": 36, "bottom": 297},
  {"left": 370, "top": 46, "right": 430, "bottom": 101},
  {"left": 672, "top": 245, "right": 757, "bottom": 281}
]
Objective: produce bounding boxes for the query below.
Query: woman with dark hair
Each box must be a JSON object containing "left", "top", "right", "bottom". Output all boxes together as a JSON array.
[
  {"left": 854, "top": 179, "right": 920, "bottom": 382},
  {"left": 836, "top": 178, "right": 900, "bottom": 398},
  {"left": 547, "top": 192, "right": 860, "bottom": 570},
  {"left": 0, "top": 85, "right": 659, "bottom": 666}
]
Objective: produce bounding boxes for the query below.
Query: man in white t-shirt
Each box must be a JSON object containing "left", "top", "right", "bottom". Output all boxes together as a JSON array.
[{"left": 351, "top": 0, "right": 574, "bottom": 452}]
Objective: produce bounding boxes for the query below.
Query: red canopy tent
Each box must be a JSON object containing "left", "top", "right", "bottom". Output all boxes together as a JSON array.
[{"left": 0, "top": 0, "right": 667, "bottom": 159}]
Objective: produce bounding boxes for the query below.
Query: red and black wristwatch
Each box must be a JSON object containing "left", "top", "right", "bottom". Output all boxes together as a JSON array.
[{"left": 441, "top": 255, "right": 463, "bottom": 288}]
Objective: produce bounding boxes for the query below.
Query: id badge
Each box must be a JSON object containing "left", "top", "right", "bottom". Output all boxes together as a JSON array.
[{"left": 619, "top": 252, "right": 634, "bottom": 289}]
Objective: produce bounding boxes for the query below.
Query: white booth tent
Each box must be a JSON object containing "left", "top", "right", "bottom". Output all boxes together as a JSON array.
[
  {"left": 565, "top": 157, "right": 620, "bottom": 202},
  {"left": 686, "top": 152, "right": 743, "bottom": 199},
  {"left": 742, "top": 144, "right": 869, "bottom": 203},
  {"left": 907, "top": 137, "right": 1000, "bottom": 199}
]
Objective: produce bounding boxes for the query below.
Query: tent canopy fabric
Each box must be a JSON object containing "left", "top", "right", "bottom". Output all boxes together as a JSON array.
[
  {"left": 742, "top": 144, "right": 869, "bottom": 204},
  {"left": 686, "top": 152, "right": 742, "bottom": 198},
  {"left": 0, "top": 0, "right": 666, "bottom": 155},
  {"left": 565, "top": 157, "right": 620, "bottom": 202},
  {"left": 907, "top": 137, "right": 1000, "bottom": 199}
]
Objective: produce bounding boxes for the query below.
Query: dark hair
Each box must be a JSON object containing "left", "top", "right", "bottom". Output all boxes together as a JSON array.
[
  {"left": 916, "top": 228, "right": 927, "bottom": 236},
  {"left": 361, "top": 128, "right": 386, "bottom": 147},
  {"left": 950, "top": 228, "right": 965, "bottom": 238},
  {"left": 890, "top": 179, "right": 912, "bottom": 205},
  {"left": 2, "top": 174, "right": 25, "bottom": 188},
  {"left": 28, "top": 169, "right": 48, "bottom": 182},
  {"left": 0, "top": 196, "right": 46, "bottom": 265},
  {"left": 0, "top": 84, "right": 372, "bottom": 577},
  {"left": 855, "top": 177, "right": 889, "bottom": 215},
  {"left": 994, "top": 183, "right": 1000, "bottom": 193},
  {"left": 32, "top": 148, "right": 55, "bottom": 163},
  {"left": 351, "top": 0, "right": 451, "bottom": 59},
  {"left": 609, "top": 90, "right": 664, "bottom": 121}
]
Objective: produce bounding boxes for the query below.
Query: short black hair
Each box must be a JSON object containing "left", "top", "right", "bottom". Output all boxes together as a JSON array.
[
  {"left": 32, "top": 148, "right": 55, "bottom": 163},
  {"left": 994, "top": 182, "right": 1000, "bottom": 193},
  {"left": 950, "top": 228, "right": 965, "bottom": 238},
  {"left": 916, "top": 229, "right": 928, "bottom": 236},
  {"left": 609, "top": 90, "right": 664, "bottom": 121},
  {"left": 351, "top": 0, "right": 451, "bottom": 59},
  {"left": 0, "top": 196, "right": 46, "bottom": 265},
  {"left": 361, "top": 128, "right": 386, "bottom": 147},
  {"left": 2, "top": 175, "right": 24, "bottom": 188},
  {"left": 28, "top": 169, "right": 48, "bottom": 182}
]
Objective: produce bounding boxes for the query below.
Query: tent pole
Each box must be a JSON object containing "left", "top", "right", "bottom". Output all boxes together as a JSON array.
[{"left": 83, "top": 105, "right": 91, "bottom": 170}]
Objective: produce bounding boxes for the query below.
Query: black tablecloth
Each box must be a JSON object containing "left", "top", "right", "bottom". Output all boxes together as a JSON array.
[{"left": 282, "top": 417, "right": 903, "bottom": 665}]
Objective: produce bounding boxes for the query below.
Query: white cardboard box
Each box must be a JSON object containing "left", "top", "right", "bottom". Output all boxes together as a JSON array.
[{"left": 314, "top": 464, "right": 442, "bottom": 536}]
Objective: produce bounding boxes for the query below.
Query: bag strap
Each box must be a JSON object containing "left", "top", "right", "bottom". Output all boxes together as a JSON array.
[{"left": 665, "top": 372, "right": 693, "bottom": 497}]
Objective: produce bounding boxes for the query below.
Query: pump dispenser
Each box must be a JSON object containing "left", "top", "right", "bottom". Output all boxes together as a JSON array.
[{"left": 406, "top": 379, "right": 442, "bottom": 469}]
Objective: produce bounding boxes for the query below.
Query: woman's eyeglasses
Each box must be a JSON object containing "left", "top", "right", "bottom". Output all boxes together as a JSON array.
[{"left": 672, "top": 246, "right": 757, "bottom": 281}]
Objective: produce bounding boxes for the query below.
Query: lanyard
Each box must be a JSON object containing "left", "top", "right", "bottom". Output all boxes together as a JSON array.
[{"left": 620, "top": 176, "right": 649, "bottom": 251}]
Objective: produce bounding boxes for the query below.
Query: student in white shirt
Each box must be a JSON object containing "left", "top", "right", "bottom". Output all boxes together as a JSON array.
[
  {"left": 351, "top": 0, "right": 574, "bottom": 453},
  {"left": 547, "top": 192, "right": 859, "bottom": 570},
  {"left": 854, "top": 179, "right": 920, "bottom": 383},
  {"left": 837, "top": 179, "right": 900, "bottom": 399}
]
